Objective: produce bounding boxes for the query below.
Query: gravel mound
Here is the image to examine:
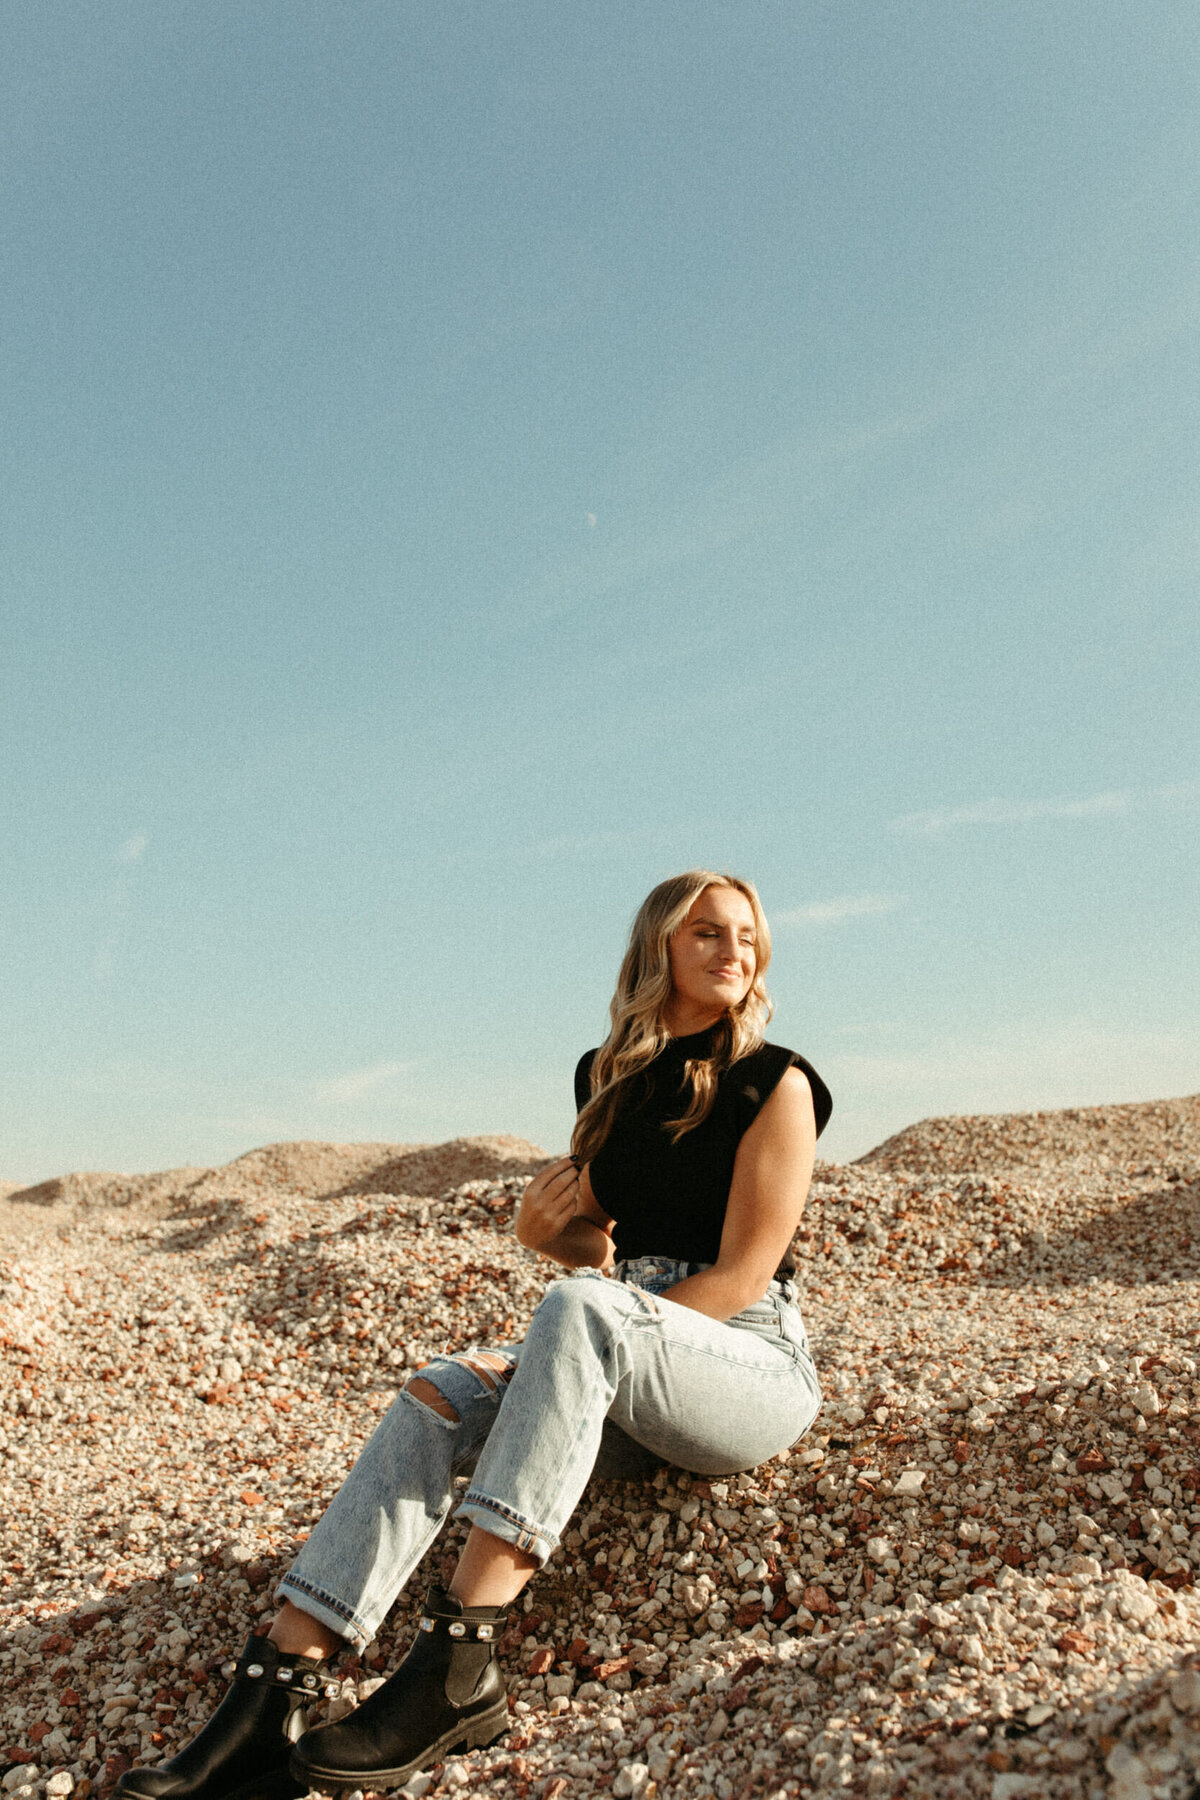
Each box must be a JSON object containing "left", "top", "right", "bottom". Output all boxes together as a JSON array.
[
  {"left": 858, "top": 1091, "right": 1200, "bottom": 1177},
  {"left": 3, "top": 1137, "right": 551, "bottom": 1218},
  {"left": 3, "top": 1102, "right": 1200, "bottom": 1800},
  {"left": 3, "top": 1170, "right": 208, "bottom": 1217}
]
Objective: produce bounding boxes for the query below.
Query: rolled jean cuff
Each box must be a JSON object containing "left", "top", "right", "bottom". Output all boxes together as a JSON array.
[
  {"left": 274, "top": 1572, "right": 374, "bottom": 1653},
  {"left": 456, "top": 1490, "right": 558, "bottom": 1565}
]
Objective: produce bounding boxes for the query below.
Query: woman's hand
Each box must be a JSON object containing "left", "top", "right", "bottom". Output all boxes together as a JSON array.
[
  {"left": 515, "top": 1158, "right": 615, "bottom": 1271},
  {"left": 515, "top": 1157, "right": 581, "bottom": 1252}
]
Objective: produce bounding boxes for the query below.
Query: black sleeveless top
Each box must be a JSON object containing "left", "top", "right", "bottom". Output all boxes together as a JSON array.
[{"left": 574, "top": 1027, "right": 832, "bottom": 1276}]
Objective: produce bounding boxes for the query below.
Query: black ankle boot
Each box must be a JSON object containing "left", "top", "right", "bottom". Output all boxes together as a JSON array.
[
  {"left": 115, "top": 1635, "right": 332, "bottom": 1800},
  {"left": 289, "top": 1588, "right": 509, "bottom": 1792}
]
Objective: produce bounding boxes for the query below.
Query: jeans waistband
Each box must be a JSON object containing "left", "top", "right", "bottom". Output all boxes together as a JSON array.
[{"left": 613, "top": 1255, "right": 796, "bottom": 1301}]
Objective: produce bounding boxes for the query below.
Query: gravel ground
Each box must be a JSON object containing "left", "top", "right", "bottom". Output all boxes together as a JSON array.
[{"left": 2, "top": 1099, "right": 1199, "bottom": 1800}]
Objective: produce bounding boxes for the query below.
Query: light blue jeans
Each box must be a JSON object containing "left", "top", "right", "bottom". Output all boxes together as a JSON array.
[{"left": 276, "top": 1260, "right": 821, "bottom": 1649}]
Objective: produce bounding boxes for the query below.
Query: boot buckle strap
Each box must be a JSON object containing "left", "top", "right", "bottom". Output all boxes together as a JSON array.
[
  {"left": 419, "top": 1615, "right": 496, "bottom": 1641},
  {"left": 239, "top": 1658, "right": 337, "bottom": 1697}
]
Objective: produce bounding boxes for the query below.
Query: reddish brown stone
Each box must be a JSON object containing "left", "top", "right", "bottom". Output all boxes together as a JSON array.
[
  {"left": 733, "top": 1653, "right": 765, "bottom": 1684},
  {"left": 1075, "top": 1448, "right": 1109, "bottom": 1475}
]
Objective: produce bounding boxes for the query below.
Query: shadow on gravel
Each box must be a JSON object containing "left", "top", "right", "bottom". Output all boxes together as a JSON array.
[
  {"left": 11, "top": 1555, "right": 1200, "bottom": 1800},
  {"left": 3, "top": 1169, "right": 207, "bottom": 1213},
  {"left": 973, "top": 1179, "right": 1199, "bottom": 1291},
  {"left": 153, "top": 1199, "right": 245, "bottom": 1255},
  {"left": 327, "top": 1145, "right": 551, "bottom": 1202},
  {"left": 1, "top": 1547, "right": 308, "bottom": 1796}
]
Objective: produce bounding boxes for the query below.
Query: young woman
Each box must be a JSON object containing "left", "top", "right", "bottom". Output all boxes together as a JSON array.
[{"left": 117, "top": 870, "right": 831, "bottom": 1800}]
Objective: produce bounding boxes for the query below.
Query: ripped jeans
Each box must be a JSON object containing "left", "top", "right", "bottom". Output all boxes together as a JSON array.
[{"left": 275, "top": 1259, "right": 821, "bottom": 1649}]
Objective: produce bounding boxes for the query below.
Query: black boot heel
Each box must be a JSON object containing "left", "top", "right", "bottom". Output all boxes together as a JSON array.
[
  {"left": 289, "top": 1588, "right": 509, "bottom": 1793},
  {"left": 115, "top": 1635, "right": 334, "bottom": 1800}
]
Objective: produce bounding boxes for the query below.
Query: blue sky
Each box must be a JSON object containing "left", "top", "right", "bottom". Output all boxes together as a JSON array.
[{"left": 3, "top": 2, "right": 1197, "bottom": 1181}]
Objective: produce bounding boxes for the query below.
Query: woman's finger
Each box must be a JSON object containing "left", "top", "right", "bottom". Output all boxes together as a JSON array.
[
  {"left": 533, "top": 1177, "right": 578, "bottom": 1218},
  {"left": 536, "top": 1171, "right": 579, "bottom": 1208},
  {"left": 526, "top": 1157, "right": 575, "bottom": 1194},
  {"left": 519, "top": 1172, "right": 577, "bottom": 1225}
]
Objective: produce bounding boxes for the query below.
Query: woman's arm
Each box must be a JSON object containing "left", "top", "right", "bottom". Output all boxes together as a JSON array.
[
  {"left": 515, "top": 1157, "right": 615, "bottom": 1271},
  {"left": 663, "top": 1066, "right": 816, "bottom": 1320}
]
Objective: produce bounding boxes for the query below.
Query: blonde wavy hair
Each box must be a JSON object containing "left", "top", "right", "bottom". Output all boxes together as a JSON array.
[{"left": 570, "top": 870, "right": 773, "bottom": 1164}]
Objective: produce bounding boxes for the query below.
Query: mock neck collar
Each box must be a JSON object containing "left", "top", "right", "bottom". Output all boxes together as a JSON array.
[{"left": 661, "top": 1022, "right": 720, "bottom": 1057}]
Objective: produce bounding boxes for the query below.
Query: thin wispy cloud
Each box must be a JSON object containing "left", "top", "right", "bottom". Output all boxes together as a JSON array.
[
  {"left": 489, "top": 392, "right": 968, "bottom": 637},
  {"left": 891, "top": 781, "right": 1198, "bottom": 837},
  {"left": 94, "top": 832, "right": 151, "bottom": 981},
  {"left": 775, "top": 894, "right": 903, "bottom": 929},
  {"left": 311, "top": 1061, "right": 417, "bottom": 1105}
]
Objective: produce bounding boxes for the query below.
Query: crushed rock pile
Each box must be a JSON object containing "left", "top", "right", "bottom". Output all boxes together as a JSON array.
[
  {"left": 860, "top": 1094, "right": 1200, "bottom": 1179},
  {"left": 2, "top": 1101, "right": 1199, "bottom": 1800}
]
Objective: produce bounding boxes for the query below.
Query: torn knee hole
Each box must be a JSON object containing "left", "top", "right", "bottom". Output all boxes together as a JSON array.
[
  {"left": 455, "top": 1351, "right": 517, "bottom": 1393},
  {"left": 404, "top": 1376, "right": 459, "bottom": 1422}
]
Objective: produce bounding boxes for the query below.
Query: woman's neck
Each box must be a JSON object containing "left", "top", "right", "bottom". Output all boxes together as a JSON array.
[{"left": 661, "top": 1002, "right": 725, "bottom": 1039}]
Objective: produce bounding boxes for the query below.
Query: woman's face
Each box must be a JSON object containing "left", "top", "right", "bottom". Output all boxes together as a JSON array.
[{"left": 665, "top": 885, "right": 758, "bottom": 1032}]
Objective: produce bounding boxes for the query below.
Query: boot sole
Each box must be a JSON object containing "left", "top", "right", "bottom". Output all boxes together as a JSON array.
[
  {"left": 117, "top": 1774, "right": 303, "bottom": 1800},
  {"left": 288, "top": 1700, "right": 510, "bottom": 1793}
]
